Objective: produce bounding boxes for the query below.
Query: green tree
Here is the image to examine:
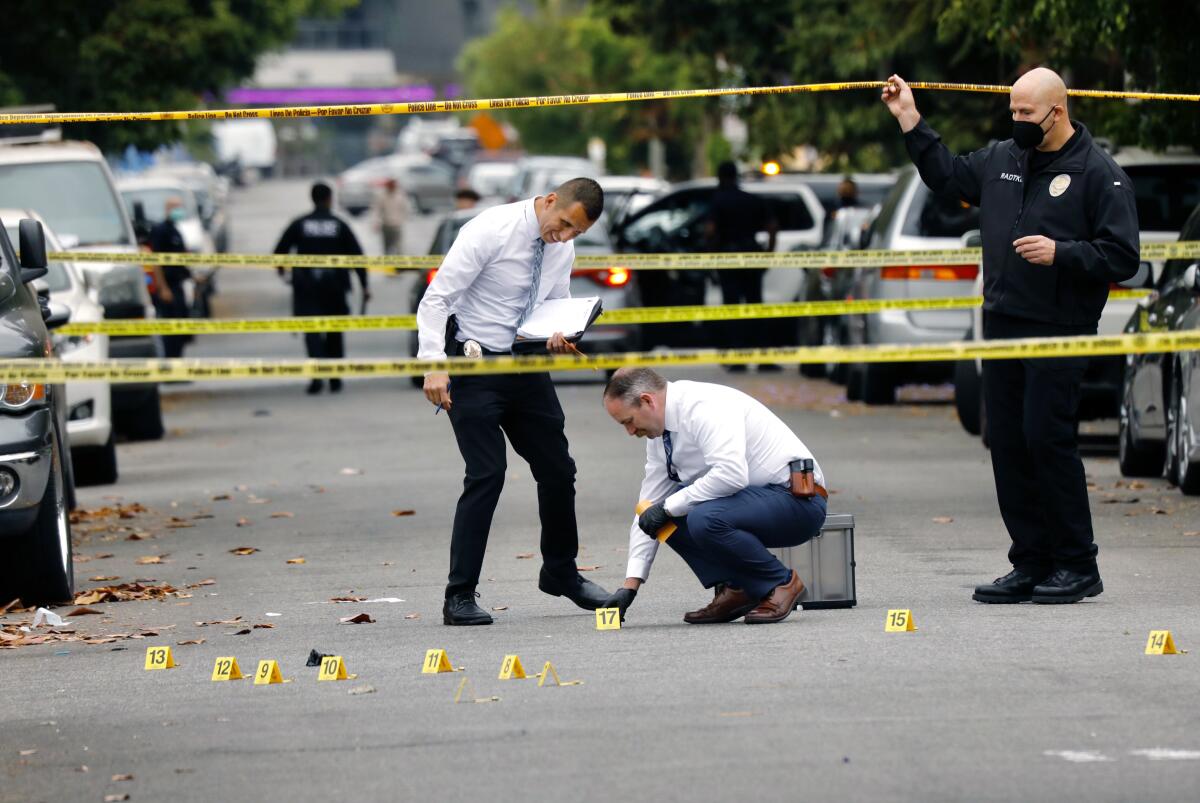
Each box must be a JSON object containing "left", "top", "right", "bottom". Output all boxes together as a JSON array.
[
  {"left": 0, "top": 0, "right": 356, "bottom": 151},
  {"left": 458, "top": 1, "right": 706, "bottom": 177}
]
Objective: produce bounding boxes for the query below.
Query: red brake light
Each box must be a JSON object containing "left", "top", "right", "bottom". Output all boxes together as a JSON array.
[
  {"left": 572, "top": 267, "right": 630, "bottom": 288},
  {"left": 880, "top": 265, "right": 978, "bottom": 281},
  {"left": 425, "top": 268, "right": 438, "bottom": 284}
]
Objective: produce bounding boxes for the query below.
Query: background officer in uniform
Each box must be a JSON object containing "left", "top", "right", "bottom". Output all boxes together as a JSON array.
[
  {"left": 601, "top": 367, "right": 827, "bottom": 625},
  {"left": 707, "top": 160, "right": 778, "bottom": 369},
  {"left": 883, "top": 67, "right": 1139, "bottom": 604},
  {"left": 148, "top": 196, "right": 192, "bottom": 359},
  {"left": 274, "top": 181, "right": 369, "bottom": 395},
  {"left": 417, "top": 177, "right": 612, "bottom": 625}
]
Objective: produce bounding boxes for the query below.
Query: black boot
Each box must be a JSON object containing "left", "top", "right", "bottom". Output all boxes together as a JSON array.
[
  {"left": 538, "top": 569, "right": 610, "bottom": 611},
  {"left": 443, "top": 591, "right": 493, "bottom": 625},
  {"left": 972, "top": 569, "right": 1047, "bottom": 603},
  {"left": 1031, "top": 569, "right": 1103, "bottom": 604}
]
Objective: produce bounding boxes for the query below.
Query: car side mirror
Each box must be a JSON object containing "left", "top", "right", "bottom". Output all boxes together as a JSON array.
[
  {"left": 1185, "top": 263, "right": 1200, "bottom": 294},
  {"left": 1118, "top": 261, "right": 1152, "bottom": 289},
  {"left": 44, "top": 300, "right": 71, "bottom": 329},
  {"left": 18, "top": 218, "right": 48, "bottom": 283}
]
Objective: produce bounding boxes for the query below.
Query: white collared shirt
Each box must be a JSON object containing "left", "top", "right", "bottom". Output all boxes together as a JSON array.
[
  {"left": 625, "top": 380, "right": 826, "bottom": 581},
  {"left": 417, "top": 198, "right": 572, "bottom": 359}
]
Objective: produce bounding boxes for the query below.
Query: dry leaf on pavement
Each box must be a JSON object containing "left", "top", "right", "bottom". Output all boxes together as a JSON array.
[
  {"left": 235, "top": 518, "right": 252, "bottom": 527},
  {"left": 491, "top": 606, "right": 509, "bottom": 611},
  {"left": 212, "top": 494, "right": 231, "bottom": 501},
  {"left": 578, "top": 565, "right": 601, "bottom": 571},
  {"left": 286, "top": 557, "right": 306, "bottom": 565},
  {"left": 515, "top": 553, "right": 534, "bottom": 559},
  {"left": 404, "top": 613, "right": 420, "bottom": 620},
  {"left": 229, "top": 547, "right": 258, "bottom": 556},
  {"left": 340, "top": 467, "right": 363, "bottom": 475},
  {"left": 176, "top": 639, "right": 206, "bottom": 646},
  {"left": 329, "top": 596, "right": 366, "bottom": 603},
  {"left": 111, "top": 773, "right": 134, "bottom": 782},
  {"left": 391, "top": 509, "right": 415, "bottom": 517},
  {"left": 74, "top": 583, "right": 179, "bottom": 605},
  {"left": 88, "top": 575, "right": 119, "bottom": 582},
  {"left": 19, "top": 749, "right": 36, "bottom": 756},
  {"left": 253, "top": 623, "right": 275, "bottom": 629},
  {"left": 932, "top": 516, "right": 954, "bottom": 524},
  {"left": 270, "top": 512, "right": 295, "bottom": 519},
  {"left": 339, "top": 613, "right": 375, "bottom": 624},
  {"left": 195, "top": 616, "right": 242, "bottom": 627},
  {"left": 104, "top": 795, "right": 130, "bottom": 802},
  {"left": 66, "top": 607, "right": 103, "bottom": 617},
  {"left": 186, "top": 579, "right": 216, "bottom": 588},
  {"left": 135, "top": 555, "right": 167, "bottom": 565},
  {"left": 230, "top": 628, "right": 252, "bottom": 635}
]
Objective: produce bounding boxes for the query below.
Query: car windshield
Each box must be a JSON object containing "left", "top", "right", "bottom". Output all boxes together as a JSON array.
[
  {"left": 3, "top": 224, "right": 72, "bottom": 292},
  {"left": 120, "top": 188, "right": 199, "bottom": 223},
  {"left": 901, "top": 184, "right": 981, "bottom": 238},
  {"left": 1124, "top": 164, "right": 1200, "bottom": 232},
  {"left": 0, "top": 161, "right": 132, "bottom": 246}
]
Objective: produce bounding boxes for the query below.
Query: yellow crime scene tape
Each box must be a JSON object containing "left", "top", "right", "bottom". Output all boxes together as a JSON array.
[
  {"left": 5, "top": 331, "right": 1198, "bottom": 384},
  {"left": 47, "top": 240, "right": 1200, "bottom": 272},
  {"left": 57, "top": 291, "right": 1151, "bottom": 337},
  {"left": 0, "top": 81, "right": 1195, "bottom": 127}
]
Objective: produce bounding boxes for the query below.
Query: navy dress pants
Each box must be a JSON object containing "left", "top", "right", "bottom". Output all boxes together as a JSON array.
[{"left": 665, "top": 485, "right": 827, "bottom": 601}]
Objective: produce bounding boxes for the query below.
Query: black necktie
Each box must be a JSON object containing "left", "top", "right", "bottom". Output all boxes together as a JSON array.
[{"left": 662, "top": 431, "right": 680, "bottom": 483}]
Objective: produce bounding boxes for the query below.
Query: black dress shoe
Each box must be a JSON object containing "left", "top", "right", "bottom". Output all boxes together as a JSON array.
[
  {"left": 306, "top": 379, "right": 324, "bottom": 395},
  {"left": 538, "top": 570, "right": 610, "bottom": 611},
  {"left": 972, "top": 569, "right": 1047, "bottom": 603},
  {"left": 1032, "top": 568, "right": 1103, "bottom": 604},
  {"left": 329, "top": 378, "right": 343, "bottom": 393},
  {"left": 443, "top": 592, "right": 493, "bottom": 625}
]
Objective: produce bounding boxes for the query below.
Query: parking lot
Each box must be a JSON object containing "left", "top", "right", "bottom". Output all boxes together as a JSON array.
[{"left": 3, "top": 179, "right": 1200, "bottom": 802}]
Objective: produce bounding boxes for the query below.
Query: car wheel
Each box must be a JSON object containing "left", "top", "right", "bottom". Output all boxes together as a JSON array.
[
  {"left": 1118, "top": 368, "right": 1165, "bottom": 477},
  {"left": 845, "top": 364, "right": 864, "bottom": 402},
  {"left": 953, "top": 358, "right": 983, "bottom": 436},
  {"left": 859, "top": 362, "right": 896, "bottom": 405},
  {"left": 1167, "top": 367, "right": 1200, "bottom": 494},
  {"left": 117, "top": 385, "right": 165, "bottom": 442},
  {"left": 72, "top": 434, "right": 119, "bottom": 486},
  {"left": 15, "top": 427, "right": 74, "bottom": 605}
]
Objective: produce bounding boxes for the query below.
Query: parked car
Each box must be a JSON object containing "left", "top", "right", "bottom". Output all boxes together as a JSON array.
[
  {"left": 0, "top": 139, "right": 163, "bottom": 440},
  {"left": 117, "top": 175, "right": 218, "bottom": 319},
  {"left": 0, "top": 215, "right": 76, "bottom": 605},
  {"left": 833, "top": 167, "right": 981, "bottom": 404},
  {"left": 766, "top": 172, "right": 896, "bottom": 239},
  {"left": 336, "top": 153, "right": 456, "bottom": 215},
  {"left": 612, "top": 177, "right": 825, "bottom": 347},
  {"left": 463, "top": 160, "right": 519, "bottom": 203},
  {"left": 597, "top": 175, "right": 669, "bottom": 228},
  {"left": 2, "top": 211, "right": 116, "bottom": 485},
  {"left": 408, "top": 204, "right": 639, "bottom": 387},
  {"left": 146, "top": 161, "right": 232, "bottom": 252},
  {"left": 1117, "top": 201, "right": 1200, "bottom": 493},
  {"left": 507, "top": 156, "right": 599, "bottom": 202}
]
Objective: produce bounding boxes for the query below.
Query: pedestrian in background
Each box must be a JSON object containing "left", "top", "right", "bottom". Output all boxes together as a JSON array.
[
  {"left": 883, "top": 67, "right": 1139, "bottom": 604},
  {"left": 707, "top": 160, "right": 778, "bottom": 371},
  {"left": 148, "top": 196, "right": 192, "bottom": 359},
  {"left": 454, "top": 188, "right": 481, "bottom": 210},
  {"left": 370, "top": 177, "right": 411, "bottom": 256},
  {"left": 274, "top": 181, "right": 370, "bottom": 395}
]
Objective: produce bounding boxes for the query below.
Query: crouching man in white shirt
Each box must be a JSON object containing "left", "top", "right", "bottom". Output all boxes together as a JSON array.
[{"left": 600, "top": 367, "right": 828, "bottom": 624}]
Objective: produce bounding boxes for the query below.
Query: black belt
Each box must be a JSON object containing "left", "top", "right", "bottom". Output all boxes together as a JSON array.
[{"left": 452, "top": 339, "right": 512, "bottom": 357}]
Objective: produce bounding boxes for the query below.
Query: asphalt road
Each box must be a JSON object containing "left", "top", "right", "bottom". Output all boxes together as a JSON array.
[{"left": 4, "top": 180, "right": 1200, "bottom": 803}]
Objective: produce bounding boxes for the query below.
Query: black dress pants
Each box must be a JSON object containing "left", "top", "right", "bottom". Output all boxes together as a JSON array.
[
  {"left": 717, "top": 268, "right": 766, "bottom": 348},
  {"left": 982, "top": 310, "right": 1097, "bottom": 575},
  {"left": 445, "top": 371, "right": 579, "bottom": 597},
  {"left": 294, "top": 291, "right": 347, "bottom": 359}
]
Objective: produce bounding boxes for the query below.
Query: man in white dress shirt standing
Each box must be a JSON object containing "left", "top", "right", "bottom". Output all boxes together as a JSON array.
[
  {"left": 601, "top": 367, "right": 827, "bottom": 624},
  {"left": 417, "top": 178, "right": 613, "bottom": 626}
]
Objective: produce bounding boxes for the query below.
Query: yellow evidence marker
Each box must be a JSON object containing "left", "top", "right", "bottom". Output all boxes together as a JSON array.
[
  {"left": 595, "top": 608, "right": 621, "bottom": 630},
  {"left": 211, "top": 656, "right": 244, "bottom": 681},
  {"left": 454, "top": 676, "right": 500, "bottom": 704},
  {"left": 498, "top": 654, "right": 527, "bottom": 680},
  {"left": 144, "top": 646, "right": 177, "bottom": 670},
  {"left": 422, "top": 648, "right": 456, "bottom": 674},
  {"left": 635, "top": 500, "right": 676, "bottom": 542},
  {"left": 537, "top": 661, "right": 583, "bottom": 687},
  {"left": 1145, "top": 630, "right": 1183, "bottom": 655},
  {"left": 318, "top": 655, "right": 357, "bottom": 681},
  {"left": 885, "top": 609, "right": 917, "bottom": 632},
  {"left": 254, "top": 660, "right": 285, "bottom": 685}
]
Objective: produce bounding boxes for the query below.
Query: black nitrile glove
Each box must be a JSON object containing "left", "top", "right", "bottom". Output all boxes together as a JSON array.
[
  {"left": 602, "top": 587, "right": 637, "bottom": 620},
  {"left": 638, "top": 502, "right": 670, "bottom": 536}
]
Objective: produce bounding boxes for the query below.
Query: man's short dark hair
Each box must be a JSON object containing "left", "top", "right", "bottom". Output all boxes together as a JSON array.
[
  {"left": 455, "top": 188, "right": 481, "bottom": 202},
  {"left": 553, "top": 177, "right": 604, "bottom": 222},
  {"left": 717, "top": 160, "right": 738, "bottom": 186},
  {"left": 603, "top": 367, "right": 666, "bottom": 406},
  {"left": 311, "top": 182, "right": 333, "bottom": 206}
]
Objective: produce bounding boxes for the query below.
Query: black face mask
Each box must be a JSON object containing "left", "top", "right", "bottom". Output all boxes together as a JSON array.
[{"left": 1012, "top": 106, "right": 1057, "bottom": 150}]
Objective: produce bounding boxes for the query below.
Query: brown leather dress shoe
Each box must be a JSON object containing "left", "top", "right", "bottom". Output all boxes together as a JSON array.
[
  {"left": 683, "top": 586, "right": 759, "bottom": 624},
  {"left": 744, "top": 571, "right": 805, "bottom": 624}
]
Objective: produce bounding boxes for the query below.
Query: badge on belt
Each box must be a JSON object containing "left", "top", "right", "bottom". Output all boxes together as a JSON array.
[{"left": 462, "top": 339, "right": 483, "bottom": 359}]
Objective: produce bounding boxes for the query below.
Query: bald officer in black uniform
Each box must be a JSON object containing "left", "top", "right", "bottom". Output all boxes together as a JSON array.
[
  {"left": 883, "top": 68, "right": 1139, "bottom": 605},
  {"left": 274, "top": 182, "right": 370, "bottom": 394}
]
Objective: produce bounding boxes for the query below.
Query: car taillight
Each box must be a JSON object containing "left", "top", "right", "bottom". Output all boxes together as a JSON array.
[
  {"left": 573, "top": 267, "right": 630, "bottom": 288},
  {"left": 880, "top": 265, "right": 978, "bottom": 281},
  {"left": 425, "top": 268, "right": 439, "bottom": 284}
]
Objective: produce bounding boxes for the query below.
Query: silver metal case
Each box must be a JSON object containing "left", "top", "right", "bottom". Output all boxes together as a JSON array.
[{"left": 771, "top": 512, "right": 856, "bottom": 609}]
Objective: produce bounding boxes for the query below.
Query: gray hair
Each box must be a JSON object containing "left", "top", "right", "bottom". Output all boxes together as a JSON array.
[{"left": 603, "top": 367, "right": 666, "bottom": 406}]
